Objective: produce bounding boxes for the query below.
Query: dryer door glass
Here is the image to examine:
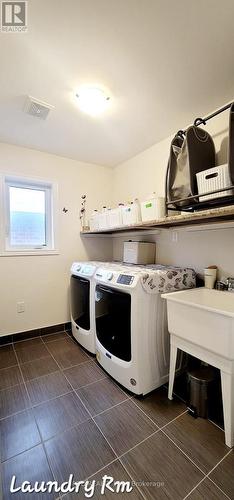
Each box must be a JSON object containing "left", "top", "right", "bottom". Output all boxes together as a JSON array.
[
  {"left": 95, "top": 285, "right": 131, "bottom": 361},
  {"left": 70, "top": 275, "right": 90, "bottom": 330}
]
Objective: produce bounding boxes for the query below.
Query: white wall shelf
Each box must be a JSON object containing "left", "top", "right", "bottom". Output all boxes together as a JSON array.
[
  {"left": 81, "top": 205, "right": 234, "bottom": 237},
  {"left": 81, "top": 229, "right": 161, "bottom": 238}
]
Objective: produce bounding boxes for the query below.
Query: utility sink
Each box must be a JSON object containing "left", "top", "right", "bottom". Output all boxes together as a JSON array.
[
  {"left": 162, "top": 288, "right": 234, "bottom": 360},
  {"left": 162, "top": 287, "right": 234, "bottom": 447}
]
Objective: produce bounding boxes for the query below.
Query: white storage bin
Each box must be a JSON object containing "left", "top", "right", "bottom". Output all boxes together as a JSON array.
[
  {"left": 108, "top": 206, "right": 123, "bottom": 228},
  {"left": 98, "top": 207, "right": 109, "bottom": 231},
  {"left": 89, "top": 210, "right": 99, "bottom": 231},
  {"left": 196, "top": 164, "right": 233, "bottom": 202},
  {"left": 123, "top": 241, "right": 156, "bottom": 265},
  {"left": 141, "top": 196, "right": 165, "bottom": 222},
  {"left": 122, "top": 201, "right": 141, "bottom": 226}
]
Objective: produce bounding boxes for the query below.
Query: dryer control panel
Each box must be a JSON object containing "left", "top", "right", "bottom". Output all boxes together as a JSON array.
[
  {"left": 117, "top": 274, "right": 134, "bottom": 285},
  {"left": 71, "top": 262, "right": 96, "bottom": 277},
  {"left": 95, "top": 268, "right": 136, "bottom": 287}
]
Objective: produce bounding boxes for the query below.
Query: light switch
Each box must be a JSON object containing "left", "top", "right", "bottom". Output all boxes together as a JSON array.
[{"left": 17, "top": 301, "right": 25, "bottom": 313}]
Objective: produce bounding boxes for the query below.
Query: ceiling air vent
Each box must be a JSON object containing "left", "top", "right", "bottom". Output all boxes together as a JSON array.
[{"left": 24, "top": 96, "right": 54, "bottom": 120}]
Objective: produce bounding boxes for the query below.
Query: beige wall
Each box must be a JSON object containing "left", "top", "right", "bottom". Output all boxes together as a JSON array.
[
  {"left": 1, "top": 107, "right": 233, "bottom": 336},
  {"left": 113, "top": 109, "right": 229, "bottom": 203},
  {"left": 0, "top": 143, "right": 113, "bottom": 335},
  {"left": 112, "top": 109, "right": 234, "bottom": 279}
]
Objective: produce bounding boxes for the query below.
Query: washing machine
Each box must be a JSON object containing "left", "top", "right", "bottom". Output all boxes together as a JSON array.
[
  {"left": 70, "top": 261, "right": 130, "bottom": 354},
  {"left": 95, "top": 265, "right": 196, "bottom": 395}
]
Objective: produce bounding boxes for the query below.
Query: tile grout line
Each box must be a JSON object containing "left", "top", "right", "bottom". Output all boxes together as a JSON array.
[
  {"left": 66, "top": 375, "right": 108, "bottom": 391},
  {"left": 159, "top": 409, "right": 189, "bottom": 431},
  {"left": 43, "top": 335, "right": 209, "bottom": 488},
  {"left": 0, "top": 389, "right": 74, "bottom": 422},
  {"left": 0, "top": 347, "right": 105, "bottom": 422},
  {"left": 160, "top": 426, "right": 218, "bottom": 477},
  {"left": 118, "top": 459, "right": 148, "bottom": 500},
  {"left": 204, "top": 448, "right": 233, "bottom": 500},
  {"left": 208, "top": 418, "right": 225, "bottom": 433},
  {"left": 41, "top": 340, "right": 132, "bottom": 494},
  {"left": 44, "top": 338, "right": 151, "bottom": 499},
  {"left": 2, "top": 398, "right": 158, "bottom": 463},
  {"left": 206, "top": 476, "right": 232, "bottom": 500},
  {"left": 41, "top": 335, "right": 91, "bottom": 370},
  {"left": 182, "top": 475, "right": 210, "bottom": 500},
  {"left": 182, "top": 449, "right": 233, "bottom": 500},
  {"left": 0, "top": 375, "right": 25, "bottom": 393},
  {"left": 2, "top": 336, "right": 154, "bottom": 498},
  {"left": 129, "top": 390, "right": 187, "bottom": 430},
  {"left": 0, "top": 327, "right": 70, "bottom": 349},
  {"left": 130, "top": 389, "right": 231, "bottom": 482},
  {"left": 58, "top": 458, "right": 121, "bottom": 500},
  {"left": 12, "top": 330, "right": 69, "bottom": 347},
  {"left": 206, "top": 448, "right": 233, "bottom": 479},
  {"left": 59, "top": 379, "right": 149, "bottom": 500},
  {"left": 93, "top": 397, "right": 131, "bottom": 418},
  {"left": 12, "top": 343, "right": 58, "bottom": 486},
  {"left": 5, "top": 339, "right": 231, "bottom": 500}
]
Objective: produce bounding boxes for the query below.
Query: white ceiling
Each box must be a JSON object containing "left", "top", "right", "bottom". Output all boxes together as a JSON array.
[{"left": 0, "top": 0, "right": 234, "bottom": 167}]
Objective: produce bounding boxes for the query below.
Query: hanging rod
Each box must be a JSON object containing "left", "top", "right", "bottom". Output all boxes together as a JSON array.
[{"left": 178, "top": 101, "right": 233, "bottom": 136}]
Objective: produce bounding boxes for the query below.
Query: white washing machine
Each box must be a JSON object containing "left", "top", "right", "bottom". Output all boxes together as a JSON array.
[
  {"left": 95, "top": 265, "right": 196, "bottom": 395},
  {"left": 70, "top": 261, "right": 129, "bottom": 354}
]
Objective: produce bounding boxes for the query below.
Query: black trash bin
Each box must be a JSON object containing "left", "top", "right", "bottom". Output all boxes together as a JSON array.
[{"left": 187, "top": 366, "right": 216, "bottom": 418}]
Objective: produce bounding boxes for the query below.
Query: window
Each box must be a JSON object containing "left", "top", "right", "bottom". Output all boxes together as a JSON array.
[{"left": 1, "top": 176, "right": 57, "bottom": 254}]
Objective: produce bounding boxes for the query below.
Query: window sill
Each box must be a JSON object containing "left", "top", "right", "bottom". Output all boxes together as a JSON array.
[{"left": 0, "top": 249, "right": 59, "bottom": 257}]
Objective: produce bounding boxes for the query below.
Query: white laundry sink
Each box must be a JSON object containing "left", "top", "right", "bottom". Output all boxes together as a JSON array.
[
  {"left": 162, "top": 288, "right": 234, "bottom": 360},
  {"left": 162, "top": 287, "right": 234, "bottom": 448}
]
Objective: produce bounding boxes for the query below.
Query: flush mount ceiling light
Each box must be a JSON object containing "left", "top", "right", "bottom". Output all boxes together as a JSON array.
[{"left": 75, "top": 87, "right": 110, "bottom": 116}]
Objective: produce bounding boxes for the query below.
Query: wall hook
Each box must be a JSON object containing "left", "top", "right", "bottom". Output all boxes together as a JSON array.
[{"left": 62, "top": 207, "right": 68, "bottom": 213}]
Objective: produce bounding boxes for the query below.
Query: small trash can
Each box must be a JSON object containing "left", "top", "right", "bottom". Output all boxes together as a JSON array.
[{"left": 187, "top": 366, "right": 216, "bottom": 418}]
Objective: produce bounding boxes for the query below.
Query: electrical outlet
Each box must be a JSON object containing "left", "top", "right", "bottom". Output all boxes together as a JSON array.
[
  {"left": 17, "top": 301, "right": 25, "bottom": 313},
  {"left": 172, "top": 231, "right": 178, "bottom": 242}
]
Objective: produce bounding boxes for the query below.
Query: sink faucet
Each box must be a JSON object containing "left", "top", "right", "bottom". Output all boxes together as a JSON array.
[
  {"left": 216, "top": 278, "right": 234, "bottom": 292},
  {"left": 226, "top": 277, "right": 234, "bottom": 292}
]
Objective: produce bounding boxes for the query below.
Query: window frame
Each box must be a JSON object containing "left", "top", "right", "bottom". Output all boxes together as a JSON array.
[{"left": 0, "top": 174, "right": 58, "bottom": 256}]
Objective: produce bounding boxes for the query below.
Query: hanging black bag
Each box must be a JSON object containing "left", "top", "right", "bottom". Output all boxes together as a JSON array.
[{"left": 166, "top": 126, "right": 216, "bottom": 209}]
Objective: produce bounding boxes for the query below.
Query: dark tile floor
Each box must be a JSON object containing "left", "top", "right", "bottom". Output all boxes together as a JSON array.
[{"left": 0, "top": 331, "right": 233, "bottom": 499}]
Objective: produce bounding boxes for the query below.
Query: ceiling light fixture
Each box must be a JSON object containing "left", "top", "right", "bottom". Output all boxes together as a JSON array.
[{"left": 75, "top": 87, "right": 110, "bottom": 116}]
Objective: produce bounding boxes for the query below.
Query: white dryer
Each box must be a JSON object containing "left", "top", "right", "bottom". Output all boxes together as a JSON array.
[{"left": 95, "top": 265, "right": 196, "bottom": 395}]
